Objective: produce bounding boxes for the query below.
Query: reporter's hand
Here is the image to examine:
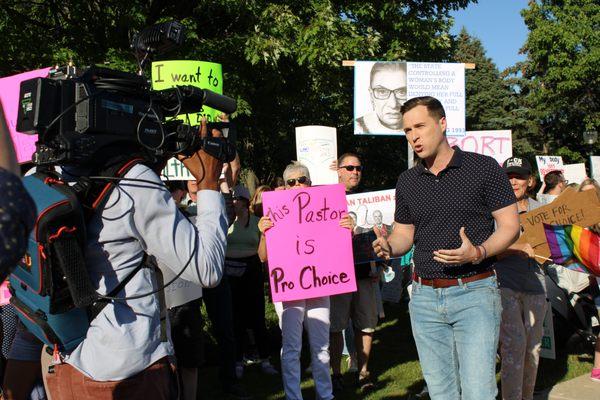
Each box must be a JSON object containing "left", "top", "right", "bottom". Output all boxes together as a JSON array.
[
  {"left": 178, "top": 118, "right": 223, "bottom": 191},
  {"left": 258, "top": 216, "right": 274, "bottom": 234},
  {"left": 433, "top": 227, "right": 479, "bottom": 264},
  {"left": 329, "top": 159, "right": 338, "bottom": 171},
  {"left": 372, "top": 226, "right": 391, "bottom": 260}
]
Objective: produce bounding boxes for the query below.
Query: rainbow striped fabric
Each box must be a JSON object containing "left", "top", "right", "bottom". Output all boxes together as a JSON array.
[{"left": 543, "top": 224, "right": 600, "bottom": 276}]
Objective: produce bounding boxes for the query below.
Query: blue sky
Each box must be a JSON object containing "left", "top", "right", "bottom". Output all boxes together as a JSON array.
[{"left": 450, "top": 0, "right": 530, "bottom": 71}]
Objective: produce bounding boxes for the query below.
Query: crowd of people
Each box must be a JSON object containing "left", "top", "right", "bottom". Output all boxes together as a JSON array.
[{"left": 0, "top": 96, "right": 599, "bottom": 400}]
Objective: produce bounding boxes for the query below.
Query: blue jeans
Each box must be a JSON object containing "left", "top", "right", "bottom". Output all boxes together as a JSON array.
[{"left": 409, "top": 275, "right": 501, "bottom": 400}]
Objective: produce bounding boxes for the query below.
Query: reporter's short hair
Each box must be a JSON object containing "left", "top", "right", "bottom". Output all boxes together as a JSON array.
[
  {"left": 283, "top": 162, "right": 311, "bottom": 183},
  {"left": 400, "top": 96, "right": 446, "bottom": 120}
]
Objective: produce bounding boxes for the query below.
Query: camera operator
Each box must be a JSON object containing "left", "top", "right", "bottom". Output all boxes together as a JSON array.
[{"left": 38, "top": 119, "right": 228, "bottom": 400}]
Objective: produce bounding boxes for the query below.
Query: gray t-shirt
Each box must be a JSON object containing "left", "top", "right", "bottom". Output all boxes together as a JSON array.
[{"left": 496, "top": 198, "right": 546, "bottom": 294}]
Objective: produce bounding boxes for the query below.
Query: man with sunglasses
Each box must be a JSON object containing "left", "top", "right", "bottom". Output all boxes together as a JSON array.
[
  {"left": 330, "top": 153, "right": 379, "bottom": 394},
  {"left": 355, "top": 62, "right": 407, "bottom": 135}
]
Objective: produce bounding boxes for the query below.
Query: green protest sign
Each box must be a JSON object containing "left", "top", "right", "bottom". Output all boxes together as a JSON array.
[{"left": 151, "top": 60, "right": 223, "bottom": 123}]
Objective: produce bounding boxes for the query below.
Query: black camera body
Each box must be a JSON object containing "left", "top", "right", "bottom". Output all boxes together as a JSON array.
[{"left": 16, "top": 21, "right": 237, "bottom": 166}]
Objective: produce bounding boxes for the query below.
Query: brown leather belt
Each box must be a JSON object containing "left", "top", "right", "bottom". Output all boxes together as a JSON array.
[{"left": 413, "top": 270, "right": 495, "bottom": 289}]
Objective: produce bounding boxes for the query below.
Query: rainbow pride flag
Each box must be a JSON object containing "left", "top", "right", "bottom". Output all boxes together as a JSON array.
[{"left": 543, "top": 224, "right": 600, "bottom": 276}]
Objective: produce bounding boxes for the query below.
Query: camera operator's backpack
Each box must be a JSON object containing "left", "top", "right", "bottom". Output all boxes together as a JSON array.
[{"left": 9, "top": 158, "right": 149, "bottom": 353}]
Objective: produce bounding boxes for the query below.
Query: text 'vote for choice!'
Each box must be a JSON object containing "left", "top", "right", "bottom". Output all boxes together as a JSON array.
[{"left": 262, "top": 184, "right": 357, "bottom": 302}]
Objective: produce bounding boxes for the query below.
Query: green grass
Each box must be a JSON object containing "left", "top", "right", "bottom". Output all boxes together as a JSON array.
[{"left": 198, "top": 301, "right": 593, "bottom": 399}]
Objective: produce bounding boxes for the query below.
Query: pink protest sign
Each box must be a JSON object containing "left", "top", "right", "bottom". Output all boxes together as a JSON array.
[
  {"left": 262, "top": 184, "right": 357, "bottom": 302},
  {"left": 0, "top": 68, "right": 51, "bottom": 163}
]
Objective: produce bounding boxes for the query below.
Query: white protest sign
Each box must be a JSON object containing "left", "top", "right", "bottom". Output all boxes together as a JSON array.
[
  {"left": 162, "top": 266, "right": 203, "bottom": 309},
  {"left": 540, "top": 301, "right": 556, "bottom": 359},
  {"left": 563, "top": 163, "right": 587, "bottom": 186},
  {"left": 295, "top": 126, "right": 338, "bottom": 185},
  {"left": 161, "top": 158, "right": 194, "bottom": 181},
  {"left": 354, "top": 61, "right": 465, "bottom": 136},
  {"left": 447, "top": 130, "right": 512, "bottom": 164},
  {"left": 536, "top": 156, "right": 564, "bottom": 180},
  {"left": 591, "top": 156, "right": 600, "bottom": 179}
]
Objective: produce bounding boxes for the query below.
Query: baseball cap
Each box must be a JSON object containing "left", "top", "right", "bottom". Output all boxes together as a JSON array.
[
  {"left": 502, "top": 157, "right": 532, "bottom": 176},
  {"left": 233, "top": 184, "right": 251, "bottom": 200}
]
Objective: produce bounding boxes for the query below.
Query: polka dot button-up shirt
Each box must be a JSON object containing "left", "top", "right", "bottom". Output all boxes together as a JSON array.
[
  {"left": 0, "top": 168, "right": 36, "bottom": 280},
  {"left": 395, "top": 147, "right": 515, "bottom": 279}
]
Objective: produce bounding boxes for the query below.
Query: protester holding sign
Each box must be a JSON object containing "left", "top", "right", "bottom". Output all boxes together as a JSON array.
[
  {"left": 258, "top": 162, "right": 355, "bottom": 400},
  {"left": 496, "top": 157, "right": 547, "bottom": 400},
  {"left": 330, "top": 153, "right": 379, "bottom": 394},
  {"left": 372, "top": 97, "right": 520, "bottom": 400},
  {"left": 226, "top": 184, "right": 278, "bottom": 378}
]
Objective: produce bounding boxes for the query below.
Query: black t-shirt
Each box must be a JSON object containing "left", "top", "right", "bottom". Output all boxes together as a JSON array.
[
  {"left": 346, "top": 187, "right": 374, "bottom": 280},
  {"left": 394, "top": 147, "right": 515, "bottom": 279}
]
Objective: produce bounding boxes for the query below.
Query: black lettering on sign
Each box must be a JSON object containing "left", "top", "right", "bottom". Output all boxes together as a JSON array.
[
  {"left": 295, "top": 236, "right": 316, "bottom": 255},
  {"left": 154, "top": 63, "right": 164, "bottom": 83},
  {"left": 270, "top": 267, "right": 295, "bottom": 293},
  {"left": 294, "top": 191, "right": 346, "bottom": 224},
  {"left": 299, "top": 265, "right": 351, "bottom": 290},
  {"left": 266, "top": 204, "right": 290, "bottom": 223},
  {"left": 170, "top": 66, "right": 202, "bottom": 83},
  {"left": 207, "top": 69, "right": 219, "bottom": 87},
  {"left": 526, "top": 210, "right": 550, "bottom": 226}
]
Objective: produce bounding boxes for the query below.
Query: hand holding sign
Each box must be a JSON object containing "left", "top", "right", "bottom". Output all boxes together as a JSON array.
[
  {"left": 339, "top": 213, "right": 356, "bottom": 232},
  {"left": 258, "top": 216, "right": 274, "bottom": 233},
  {"left": 372, "top": 226, "right": 392, "bottom": 260},
  {"left": 433, "top": 227, "right": 479, "bottom": 264}
]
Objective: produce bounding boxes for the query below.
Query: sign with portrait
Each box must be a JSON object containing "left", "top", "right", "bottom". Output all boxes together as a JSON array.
[
  {"left": 353, "top": 61, "right": 465, "bottom": 136},
  {"left": 262, "top": 184, "right": 356, "bottom": 302},
  {"left": 346, "top": 189, "right": 397, "bottom": 264}
]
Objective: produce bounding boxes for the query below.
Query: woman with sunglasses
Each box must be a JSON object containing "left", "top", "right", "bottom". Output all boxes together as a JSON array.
[{"left": 258, "top": 162, "right": 354, "bottom": 400}]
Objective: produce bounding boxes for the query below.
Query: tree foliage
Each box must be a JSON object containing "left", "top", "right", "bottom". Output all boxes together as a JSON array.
[
  {"left": 0, "top": 0, "right": 474, "bottom": 189},
  {"left": 513, "top": 0, "right": 600, "bottom": 162},
  {"left": 452, "top": 28, "right": 514, "bottom": 131}
]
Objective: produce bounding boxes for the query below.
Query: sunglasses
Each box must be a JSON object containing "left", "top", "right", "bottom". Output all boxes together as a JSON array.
[
  {"left": 338, "top": 165, "right": 363, "bottom": 172},
  {"left": 286, "top": 176, "right": 309, "bottom": 186}
]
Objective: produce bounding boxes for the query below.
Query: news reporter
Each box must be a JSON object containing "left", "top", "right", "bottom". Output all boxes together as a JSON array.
[{"left": 258, "top": 162, "right": 354, "bottom": 400}]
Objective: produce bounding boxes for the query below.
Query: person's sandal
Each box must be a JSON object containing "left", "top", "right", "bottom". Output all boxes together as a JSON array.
[
  {"left": 357, "top": 371, "right": 375, "bottom": 392},
  {"left": 591, "top": 368, "right": 600, "bottom": 382}
]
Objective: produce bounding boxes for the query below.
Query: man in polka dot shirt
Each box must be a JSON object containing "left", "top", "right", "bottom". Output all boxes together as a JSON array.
[{"left": 373, "top": 96, "right": 520, "bottom": 400}]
